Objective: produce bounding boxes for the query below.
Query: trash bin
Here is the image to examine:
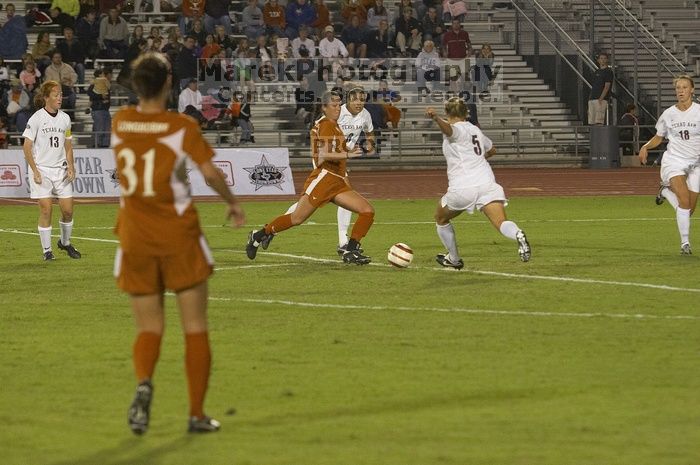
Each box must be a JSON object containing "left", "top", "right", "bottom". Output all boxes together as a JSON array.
[{"left": 589, "top": 125, "right": 620, "bottom": 169}]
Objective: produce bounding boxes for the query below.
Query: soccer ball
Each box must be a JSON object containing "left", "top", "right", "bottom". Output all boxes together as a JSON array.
[{"left": 387, "top": 243, "right": 413, "bottom": 268}]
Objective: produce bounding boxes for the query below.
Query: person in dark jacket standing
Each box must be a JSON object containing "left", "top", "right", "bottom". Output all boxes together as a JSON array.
[
  {"left": 56, "top": 26, "right": 86, "bottom": 87},
  {"left": 176, "top": 36, "right": 199, "bottom": 91},
  {"left": 87, "top": 68, "right": 112, "bottom": 147},
  {"left": 588, "top": 51, "right": 613, "bottom": 125},
  {"left": 204, "top": 0, "right": 233, "bottom": 35}
]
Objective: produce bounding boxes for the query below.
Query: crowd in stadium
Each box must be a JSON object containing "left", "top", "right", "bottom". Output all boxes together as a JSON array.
[{"left": 0, "top": 0, "right": 506, "bottom": 147}]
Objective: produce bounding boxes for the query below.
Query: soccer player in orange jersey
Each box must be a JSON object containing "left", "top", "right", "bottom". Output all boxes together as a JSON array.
[
  {"left": 246, "top": 90, "right": 375, "bottom": 264},
  {"left": 112, "top": 53, "right": 245, "bottom": 435}
]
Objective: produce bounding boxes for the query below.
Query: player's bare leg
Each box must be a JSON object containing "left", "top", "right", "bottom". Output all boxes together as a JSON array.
[
  {"left": 37, "top": 198, "right": 54, "bottom": 260},
  {"left": 247, "top": 195, "right": 317, "bottom": 259},
  {"left": 481, "top": 201, "right": 530, "bottom": 262}
]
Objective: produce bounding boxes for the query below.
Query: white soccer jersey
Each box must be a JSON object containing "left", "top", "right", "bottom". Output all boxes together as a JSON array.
[
  {"left": 22, "top": 108, "right": 72, "bottom": 169},
  {"left": 337, "top": 105, "right": 373, "bottom": 150},
  {"left": 656, "top": 102, "right": 700, "bottom": 163},
  {"left": 442, "top": 121, "right": 495, "bottom": 189}
]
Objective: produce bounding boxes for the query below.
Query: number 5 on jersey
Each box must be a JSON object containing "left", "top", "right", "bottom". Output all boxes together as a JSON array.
[{"left": 118, "top": 148, "right": 156, "bottom": 197}]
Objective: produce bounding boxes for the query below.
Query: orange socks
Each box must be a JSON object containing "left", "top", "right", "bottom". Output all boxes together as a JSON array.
[
  {"left": 185, "top": 332, "right": 211, "bottom": 419},
  {"left": 133, "top": 331, "right": 162, "bottom": 381},
  {"left": 350, "top": 211, "right": 375, "bottom": 241},
  {"left": 265, "top": 214, "right": 293, "bottom": 235}
]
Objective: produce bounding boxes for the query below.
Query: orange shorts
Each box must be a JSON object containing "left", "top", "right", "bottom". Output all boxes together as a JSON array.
[
  {"left": 302, "top": 169, "right": 351, "bottom": 207},
  {"left": 114, "top": 236, "right": 214, "bottom": 295}
]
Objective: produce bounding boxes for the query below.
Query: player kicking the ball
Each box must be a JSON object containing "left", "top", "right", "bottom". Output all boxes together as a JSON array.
[
  {"left": 22, "top": 80, "right": 81, "bottom": 261},
  {"left": 427, "top": 97, "right": 530, "bottom": 268}
]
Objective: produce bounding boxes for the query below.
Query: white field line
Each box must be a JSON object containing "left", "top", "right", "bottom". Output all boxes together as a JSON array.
[
  {"left": 215, "top": 263, "right": 300, "bottom": 270},
  {"left": 0, "top": 216, "right": 697, "bottom": 232},
  {"left": 209, "top": 296, "right": 700, "bottom": 321},
  {"left": 3, "top": 228, "right": 699, "bottom": 295}
]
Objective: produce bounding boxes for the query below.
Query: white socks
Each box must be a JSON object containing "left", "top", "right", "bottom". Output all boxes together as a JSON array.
[
  {"left": 59, "top": 220, "right": 73, "bottom": 246},
  {"left": 337, "top": 207, "right": 352, "bottom": 246},
  {"left": 38, "top": 226, "right": 52, "bottom": 252},
  {"left": 662, "top": 187, "right": 680, "bottom": 210},
  {"left": 676, "top": 208, "right": 691, "bottom": 245},
  {"left": 499, "top": 220, "right": 520, "bottom": 241},
  {"left": 436, "top": 222, "right": 460, "bottom": 261}
]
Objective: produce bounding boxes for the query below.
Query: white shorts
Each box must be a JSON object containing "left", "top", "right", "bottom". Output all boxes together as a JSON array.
[
  {"left": 441, "top": 182, "right": 507, "bottom": 214},
  {"left": 29, "top": 166, "right": 73, "bottom": 199},
  {"left": 660, "top": 157, "right": 700, "bottom": 192}
]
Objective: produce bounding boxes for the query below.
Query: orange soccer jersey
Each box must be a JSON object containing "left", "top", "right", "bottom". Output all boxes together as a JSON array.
[
  {"left": 112, "top": 107, "right": 215, "bottom": 257},
  {"left": 310, "top": 116, "right": 348, "bottom": 177}
]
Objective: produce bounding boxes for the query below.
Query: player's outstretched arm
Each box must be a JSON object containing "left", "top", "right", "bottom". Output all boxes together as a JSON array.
[
  {"left": 425, "top": 107, "right": 453, "bottom": 137},
  {"left": 199, "top": 160, "right": 246, "bottom": 227}
]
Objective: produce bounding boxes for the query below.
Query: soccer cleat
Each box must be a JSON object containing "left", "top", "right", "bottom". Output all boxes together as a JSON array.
[
  {"left": 43, "top": 251, "right": 56, "bottom": 261},
  {"left": 188, "top": 416, "right": 221, "bottom": 433},
  {"left": 516, "top": 230, "right": 531, "bottom": 262},
  {"left": 681, "top": 242, "right": 692, "bottom": 255},
  {"left": 435, "top": 253, "right": 464, "bottom": 270},
  {"left": 260, "top": 231, "right": 274, "bottom": 250},
  {"left": 127, "top": 381, "right": 153, "bottom": 435},
  {"left": 342, "top": 249, "right": 371, "bottom": 265},
  {"left": 655, "top": 184, "right": 667, "bottom": 206},
  {"left": 337, "top": 243, "right": 364, "bottom": 257},
  {"left": 57, "top": 240, "right": 81, "bottom": 259},
  {"left": 246, "top": 230, "right": 261, "bottom": 259}
]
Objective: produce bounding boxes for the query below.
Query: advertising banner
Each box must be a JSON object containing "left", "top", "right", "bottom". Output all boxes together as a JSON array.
[{"left": 0, "top": 148, "right": 295, "bottom": 198}]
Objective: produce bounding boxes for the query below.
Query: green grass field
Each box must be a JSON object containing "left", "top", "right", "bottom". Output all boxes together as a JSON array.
[{"left": 1, "top": 196, "right": 699, "bottom": 465}]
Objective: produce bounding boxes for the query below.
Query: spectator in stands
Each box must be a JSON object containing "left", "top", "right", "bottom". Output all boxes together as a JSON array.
[
  {"left": 213, "top": 25, "right": 234, "bottom": 56},
  {"left": 116, "top": 38, "right": 147, "bottom": 88},
  {"left": 204, "top": 0, "right": 233, "bottom": 35},
  {"left": 373, "top": 78, "right": 401, "bottom": 130},
  {"left": 618, "top": 103, "right": 638, "bottom": 156},
  {"left": 253, "top": 34, "right": 274, "bottom": 60},
  {"left": 235, "top": 37, "right": 250, "bottom": 58},
  {"left": 366, "top": 19, "right": 390, "bottom": 67},
  {"left": 441, "top": 18, "right": 470, "bottom": 58},
  {"left": 0, "top": 3, "right": 29, "bottom": 61},
  {"left": 130, "top": 25, "right": 146, "bottom": 46},
  {"left": 233, "top": 91, "right": 254, "bottom": 144},
  {"left": 178, "top": 78, "right": 210, "bottom": 126},
  {"left": 175, "top": 36, "right": 199, "bottom": 90},
  {"left": 149, "top": 36, "right": 165, "bottom": 53},
  {"left": 341, "top": 15, "right": 368, "bottom": 59},
  {"left": 99, "top": 8, "right": 129, "bottom": 59},
  {"left": 51, "top": 0, "right": 80, "bottom": 18},
  {"left": 242, "top": 0, "right": 265, "bottom": 39},
  {"left": 367, "top": 0, "right": 389, "bottom": 30},
  {"left": 294, "top": 75, "right": 315, "bottom": 124},
  {"left": 3, "top": 78, "right": 32, "bottom": 132},
  {"left": 394, "top": 8, "right": 422, "bottom": 57},
  {"left": 263, "top": 0, "right": 286, "bottom": 38},
  {"left": 415, "top": 39, "right": 440, "bottom": 90},
  {"left": 75, "top": 9, "right": 100, "bottom": 61},
  {"left": 87, "top": 68, "right": 112, "bottom": 147},
  {"left": 292, "top": 26, "right": 316, "bottom": 58},
  {"left": 442, "top": 0, "right": 467, "bottom": 22},
  {"left": 588, "top": 51, "right": 613, "bottom": 125},
  {"left": 49, "top": 6, "right": 76, "bottom": 30},
  {"left": 285, "top": 0, "right": 317, "bottom": 39},
  {"left": 32, "top": 32, "right": 53, "bottom": 75},
  {"left": 56, "top": 26, "right": 86, "bottom": 88},
  {"left": 311, "top": 0, "right": 331, "bottom": 37},
  {"left": 20, "top": 60, "right": 41, "bottom": 95},
  {"left": 201, "top": 34, "right": 222, "bottom": 58},
  {"left": 189, "top": 18, "right": 207, "bottom": 47},
  {"left": 163, "top": 29, "right": 183, "bottom": 62},
  {"left": 179, "top": 0, "right": 206, "bottom": 36},
  {"left": 0, "top": 57, "right": 9, "bottom": 90},
  {"left": 319, "top": 25, "right": 348, "bottom": 61},
  {"left": 397, "top": 0, "right": 415, "bottom": 18},
  {"left": 45, "top": 51, "right": 78, "bottom": 109},
  {"left": 341, "top": 0, "right": 367, "bottom": 25},
  {"left": 421, "top": 6, "right": 443, "bottom": 43},
  {"left": 0, "top": 116, "right": 7, "bottom": 148}
]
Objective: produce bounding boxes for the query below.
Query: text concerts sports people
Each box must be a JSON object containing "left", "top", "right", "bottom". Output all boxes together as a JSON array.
[
  {"left": 246, "top": 90, "right": 375, "bottom": 264},
  {"left": 639, "top": 75, "right": 700, "bottom": 255},
  {"left": 426, "top": 97, "right": 531, "bottom": 268},
  {"left": 112, "top": 53, "right": 245, "bottom": 435},
  {"left": 22, "top": 80, "right": 81, "bottom": 261},
  {"left": 283, "top": 86, "right": 376, "bottom": 256}
]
